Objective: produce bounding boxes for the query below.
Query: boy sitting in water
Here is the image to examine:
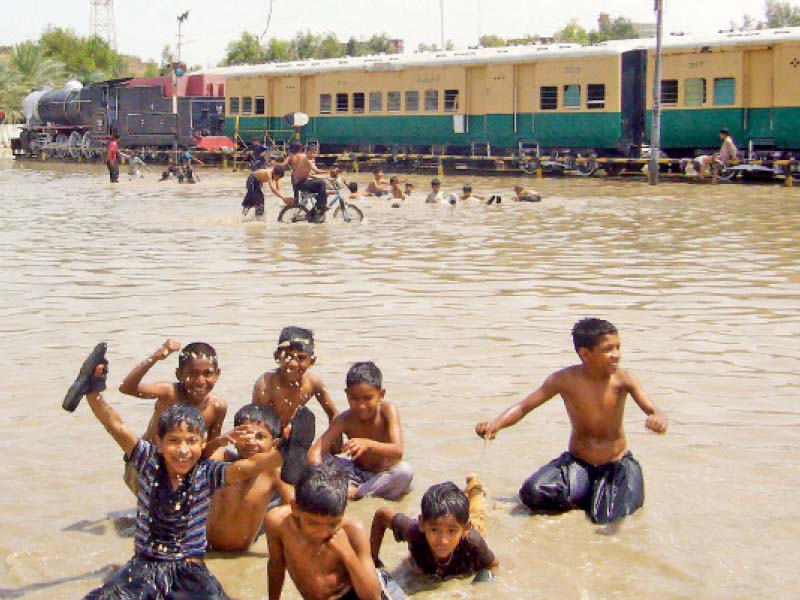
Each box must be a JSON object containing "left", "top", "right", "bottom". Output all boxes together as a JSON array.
[
  {"left": 476, "top": 318, "right": 668, "bottom": 524},
  {"left": 119, "top": 339, "right": 228, "bottom": 495},
  {"left": 367, "top": 169, "right": 388, "bottom": 197},
  {"left": 65, "top": 347, "right": 281, "bottom": 599},
  {"left": 459, "top": 184, "right": 484, "bottom": 202},
  {"left": 389, "top": 177, "right": 405, "bottom": 207},
  {"left": 370, "top": 476, "right": 498, "bottom": 581},
  {"left": 252, "top": 326, "right": 338, "bottom": 483},
  {"left": 207, "top": 403, "right": 292, "bottom": 552},
  {"left": 308, "top": 361, "right": 413, "bottom": 501},
  {"left": 265, "top": 463, "right": 387, "bottom": 600}
]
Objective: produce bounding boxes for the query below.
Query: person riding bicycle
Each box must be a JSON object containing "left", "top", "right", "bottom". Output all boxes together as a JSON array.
[{"left": 278, "top": 142, "right": 328, "bottom": 223}]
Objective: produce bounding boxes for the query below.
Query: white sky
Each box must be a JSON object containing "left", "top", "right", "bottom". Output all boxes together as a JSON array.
[{"left": 1, "top": 0, "right": 795, "bottom": 67}]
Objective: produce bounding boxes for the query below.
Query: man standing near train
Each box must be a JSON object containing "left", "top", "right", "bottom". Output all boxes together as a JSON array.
[{"left": 106, "top": 132, "right": 120, "bottom": 183}]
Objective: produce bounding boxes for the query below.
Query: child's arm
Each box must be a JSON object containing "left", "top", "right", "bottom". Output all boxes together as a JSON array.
[
  {"left": 308, "top": 416, "right": 347, "bottom": 464},
  {"left": 119, "top": 339, "right": 181, "bottom": 399},
  {"left": 265, "top": 511, "right": 287, "bottom": 600},
  {"left": 369, "top": 507, "right": 399, "bottom": 563},
  {"left": 86, "top": 392, "right": 139, "bottom": 457},
  {"left": 342, "top": 403, "right": 404, "bottom": 461},
  {"left": 626, "top": 371, "right": 668, "bottom": 433},
  {"left": 224, "top": 446, "right": 282, "bottom": 485},
  {"left": 476, "top": 374, "right": 560, "bottom": 439},
  {"left": 202, "top": 407, "right": 232, "bottom": 458},
  {"left": 311, "top": 375, "right": 338, "bottom": 425},
  {"left": 328, "top": 522, "right": 382, "bottom": 600}
]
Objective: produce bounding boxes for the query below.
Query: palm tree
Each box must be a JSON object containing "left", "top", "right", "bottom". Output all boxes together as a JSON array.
[
  {"left": 9, "top": 41, "right": 64, "bottom": 91},
  {"left": 0, "top": 57, "right": 25, "bottom": 121}
]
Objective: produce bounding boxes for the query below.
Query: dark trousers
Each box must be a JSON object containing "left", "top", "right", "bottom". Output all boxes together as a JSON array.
[
  {"left": 519, "top": 451, "right": 644, "bottom": 524},
  {"left": 107, "top": 160, "right": 119, "bottom": 183},
  {"left": 293, "top": 178, "right": 327, "bottom": 212}
]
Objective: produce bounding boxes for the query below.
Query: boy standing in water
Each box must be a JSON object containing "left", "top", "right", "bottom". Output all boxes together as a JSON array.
[
  {"left": 119, "top": 339, "right": 228, "bottom": 494},
  {"left": 106, "top": 132, "right": 119, "bottom": 183},
  {"left": 242, "top": 165, "right": 290, "bottom": 219},
  {"left": 476, "top": 318, "right": 668, "bottom": 524},
  {"left": 207, "top": 404, "right": 292, "bottom": 551},
  {"left": 264, "top": 462, "right": 384, "bottom": 600},
  {"left": 309, "top": 361, "right": 413, "bottom": 501},
  {"left": 64, "top": 347, "right": 281, "bottom": 599}
]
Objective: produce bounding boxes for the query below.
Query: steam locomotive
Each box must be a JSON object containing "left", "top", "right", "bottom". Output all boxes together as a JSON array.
[{"left": 13, "top": 75, "right": 227, "bottom": 160}]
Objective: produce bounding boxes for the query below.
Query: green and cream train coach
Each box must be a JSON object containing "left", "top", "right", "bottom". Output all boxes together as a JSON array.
[{"left": 208, "top": 27, "right": 800, "bottom": 157}]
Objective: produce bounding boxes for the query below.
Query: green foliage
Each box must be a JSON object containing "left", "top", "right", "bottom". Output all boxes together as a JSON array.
[
  {"left": 589, "top": 17, "right": 638, "bottom": 44},
  {"left": 39, "top": 27, "right": 122, "bottom": 82},
  {"left": 416, "top": 40, "right": 455, "bottom": 52},
  {"left": 764, "top": 0, "right": 800, "bottom": 26},
  {"left": 554, "top": 19, "right": 589, "bottom": 45},
  {"left": 8, "top": 41, "right": 64, "bottom": 88},
  {"left": 143, "top": 61, "right": 159, "bottom": 77},
  {"left": 479, "top": 35, "right": 507, "bottom": 48},
  {"left": 265, "top": 38, "right": 292, "bottom": 62},
  {"left": 159, "top": 45, "right": 173, "bottom": 76},
  {"left": 221, "top": 31, "right": 267, "bottom": 66},
  {"left": 0, "top": 56, "right": 26, "bottom": 121}
]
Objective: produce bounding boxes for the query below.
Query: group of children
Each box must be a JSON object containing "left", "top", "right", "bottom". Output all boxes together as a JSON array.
[{"left": 64, "top": 318, "right": 667, "bottom": 599}]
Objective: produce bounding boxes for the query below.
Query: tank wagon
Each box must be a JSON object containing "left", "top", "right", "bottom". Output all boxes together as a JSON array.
[
  {"left": 14, "top": 76, "right": 226, "bottom": 160},
  {"left": 208, "top": 27, "right": 800, "bottom": 160}
]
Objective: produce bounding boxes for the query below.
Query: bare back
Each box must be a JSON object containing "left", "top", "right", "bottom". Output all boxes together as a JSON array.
[{"left": 288, "top": 153, "right": 312, "bottom": 184}]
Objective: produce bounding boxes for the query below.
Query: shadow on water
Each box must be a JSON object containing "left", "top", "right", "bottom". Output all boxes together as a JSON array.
[{"left": 0, "top": 565, "right": 117, "bottom": 599}]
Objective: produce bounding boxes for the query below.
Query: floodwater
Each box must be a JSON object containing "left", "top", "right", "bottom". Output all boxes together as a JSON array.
[{"left": 0, "top": 157, "right": 798, "bottom": 600}]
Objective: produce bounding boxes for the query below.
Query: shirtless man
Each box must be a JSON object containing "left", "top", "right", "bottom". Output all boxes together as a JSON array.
[
  {"left": 265, "top": 462, "right": 383, "bottom": 600},
  {"left": 476, "top": 318, "right": 668, "bottom": 524},
  {"left": 280, "top": 142, "right": 328, "bottom": 221},
  {"left": 242, "top": 165, "right": 290, "bottom": 218}
]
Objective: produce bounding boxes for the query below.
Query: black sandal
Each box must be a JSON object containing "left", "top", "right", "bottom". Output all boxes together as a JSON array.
[
  {"left": 63, "top": 342, "right": 108, "bottom": 412},
  {"left": 280, "top": 406, "right": 315, "bottom": 484}
]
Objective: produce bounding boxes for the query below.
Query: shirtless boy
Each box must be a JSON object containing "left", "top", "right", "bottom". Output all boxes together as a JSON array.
[
  {"left": 459, "top": 185, "right": 484, "bottom": 202},
  {"left": 476, "top": 318, "right": 668, "bottom": 523},
  {"left": 512, "top": 185, "right": 541, "bottom": 202},
  {"left": 119, "top": 339, "right": 228, "bottom": 494},
  {"left": 207, "top": 403, "right": 292, "bottom": 552},
  {"left": 366, "top": 169, "right": 388, "bottom": 197},
  {"left": 389, "top": 177, "right": 404, "bottom": 208},
  {"left": 279, "top": 142, "right": 328, "bottom": 221},
  {"left": 242, "top": 165, "right": 290, "bottom": 218},
  {"left": 253, "top": 326, "right": 337, "bottom": 483},
  {"left": 265, "top": 462, "right": 384, "bottom": 600},
  {"left": 309, "top": 361, "right": 413, "bottom": 501}
]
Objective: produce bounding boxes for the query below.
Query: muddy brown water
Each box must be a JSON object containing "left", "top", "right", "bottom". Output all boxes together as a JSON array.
[{"left": 0, "top": 159, "right": 798, "bottom": 599}]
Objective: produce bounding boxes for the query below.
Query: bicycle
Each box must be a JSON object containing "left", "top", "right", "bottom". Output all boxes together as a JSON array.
[{"left": 277, "top": 183, "right": 364, "bottom": 223}]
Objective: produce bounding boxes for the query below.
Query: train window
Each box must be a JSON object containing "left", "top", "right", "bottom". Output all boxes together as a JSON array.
[
  {"left": 405, "top": 91, "right": 419, "bottom": 112},
  {"left": 320, "top": 94, "right": 332, "bottom": 114},
  {"left": 587, "top": 84, "right": 605, "bottom": 110},
  {"left": 660, "top": 80, "right": 678, "bottom": 105},
  {"left": 255, "top": 97, "right": 265, "bottom": 115},
  {"left": 540, "top": 86, "right": 557, "bottom": 110},
  {"left": 387, "top": 91, "right": 401, "bottom": 112},
  {"left": 336, "top": 93, "right": 349, "bottom": 113},
  {"left": 563, "top": 84, "right": 581, "bottom": 109},
  {"left": 713, "top": 78, "right": 735, "bottom": 106},
  {"left": 369, "top": 92, "right": 383, "bottom": 112},
  {"left": 444, "top": 89, "right": 459, "bottom": 112},
  {"left": 353, "top": 93, "right": 365, "bottom": 114},
  {"left": 685, "top": 78, "right": 706, "bottom": 106},
  {"left": 424, "top": 90, "right": 439, "bottom": 112},
  {"left": 229, "top": 97, "right": 240, "bottom": 115},
  {"left": 242, "top": 97, "right": 253, "bottom": 114}
]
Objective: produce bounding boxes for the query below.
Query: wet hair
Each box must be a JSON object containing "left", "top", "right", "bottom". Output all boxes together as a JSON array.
[
  {"left": 463, "top": 184, "right": 472, "bottom": 192},
  {"left": 158, "top": 403, "right": 207, "bottom": 438},
  {"left": 289, "top": 142, "right": 303, "bottom": 153},
  {"left": 295, "top": 462, "right": 348, "bottom": 516},
  {"left": 346, "top": 361, "right": 382, "bottom": 389},
  {"left": 277, "top": 326, "right": 315, "bottom": 356},
  {"left": 389, "top": 176, "right": 399, "bottom": 184},
  {"left": 571, "top": 318, "right": 618, "bottom": 352},
  {"left": 272, "top": 165, "right": 285, "bottom": 177},
  {"left": 420, "top": 482, "right": 470, "bottom": 525},
  {"left": 720, "top": 127, "right": 729, "bottom": 135},
  {"left": 347, "top": 182, "right": 358, "bottom": 193},
  {"left": 234, "top": 403, "right": 281, "bottom": 438},
  {"left": 178, "top": 342, "right": 218, "bottom": 370},
  {"left": 373, "top": 169, "right": 383, "bottom": 176},
  {"left": 431, "top": 178, "right": 441, "bottom": 186}
]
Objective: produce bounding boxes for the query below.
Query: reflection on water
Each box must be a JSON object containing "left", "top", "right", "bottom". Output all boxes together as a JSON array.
[{"left": 1, "top": 160, "right": 798, "bottom": 599}]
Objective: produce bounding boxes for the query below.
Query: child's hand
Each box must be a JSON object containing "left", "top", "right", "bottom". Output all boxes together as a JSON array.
[
  {"left": 645, "top": 411, "right": 668, "bottom": 434},
  {"left": 325, "top": 527, "right": 354, "bottom": 559},
  {"left": 155, "top": 338, "right": 181, "bottom": 360},
  {"left": 475, "top": 421, "right": 499, "bottom": 440},
  {"left": 342, "top": 438, "right": 373, "bottom": 460},
  {"left": 228, "top": 425, "right": 256, "bottom": 446}
]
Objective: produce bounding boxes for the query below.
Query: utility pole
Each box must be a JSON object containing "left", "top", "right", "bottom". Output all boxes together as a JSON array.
[
  {"left": 90, "top": 0, "right": 117, "bottom": 50},
  {"left": 440, "top": 0, "right": 445, "bottom": 50},
  {"left": 649, "top": 0, "right": 664, "bottom": 185},
  {"left": 172, "top": 11, "right": 189, "bottom": 153}
]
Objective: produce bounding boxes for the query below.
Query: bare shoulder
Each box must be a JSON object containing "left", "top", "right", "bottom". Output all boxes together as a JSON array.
[
  {"left": 342, "top": 515, "right": 369, "bottom": 539},
  {"left": 380, "top": 401, "right": 401, "bottom": 420},
  {"left": 265, "top": 504, "right": 292, "bottom": 533},
  {"left": 209, "top": 393, "right": 228, "bottom": 410},
  {"left": 306, "top": 371, "right": 327, "bottom": 392},
  {"left": 253, "top": 371, "right": 276, "bottom": 399},
  {"left": 614, "top": 367, "right": 639, "bottom": 388}
]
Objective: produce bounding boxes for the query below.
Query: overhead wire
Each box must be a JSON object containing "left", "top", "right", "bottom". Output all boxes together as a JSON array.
[{"left": 258, "top": 0, "right": 274, "bottom": 43}]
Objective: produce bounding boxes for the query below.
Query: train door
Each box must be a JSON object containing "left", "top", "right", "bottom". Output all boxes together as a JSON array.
[
  {"left": 742, "top": 49, "right": 774, "bottom": 141},
  {"left": 466, "top": 66, "right": 487, "bottom": 142},
  {"left": 621, "top": 50, "right": 647, "bottom": 155}
]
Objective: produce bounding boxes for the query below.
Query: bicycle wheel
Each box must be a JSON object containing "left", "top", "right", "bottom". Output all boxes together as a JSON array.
[
  {"left": 332, "top": 203, "right": 364, "bottom": 222},
  {"left": 278, "top": 204, "right": 310, "bottom": 223}
]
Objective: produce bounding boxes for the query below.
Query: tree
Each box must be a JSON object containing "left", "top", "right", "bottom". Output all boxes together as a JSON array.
[
  {"left": 265, "top": 38, "right": 292, "bottom": 62},
  {"left": 0, "top": 57, "right": 25, "bottom": 121},
  {"left": 221, "top": 31, "right": 267, "bottom": 66},
  {"left": 317, "top": 33, "right": 345, "bottom": 59},
  {"left": 159, "top": 45, "right": 173, "bottom": 76},
  {"left": 416, "top": 40, "right": 454, "bottom": 52},
  {"left": 589, "top": 16, "right": 638, "bottom": 44},
  {"left": 39, "top": 27, "right": 122, "bottom": 82},
  {"left": 554, "top": 19, "right": 589, "bottom": 44},
  {"left": 479, "top": 35, "right": 506, "bottom": 48},
  {"left": 8, "top": 41, "right": 64, "bottom": 89},
  {"left": 143, "top": 61, "right": 159, "bottom": 77},
  {"left": 763, "top": 0, "right": 800, "bottom": 26}
]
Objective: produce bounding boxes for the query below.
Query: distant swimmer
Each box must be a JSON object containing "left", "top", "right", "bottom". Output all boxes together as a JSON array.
[
  {"left": 476, "top": 318, "right": 668, "bottom": 524},
  {"left": 389, "top": 176, "right": 405, "bottom": 207},
  {"left": 367, "top": 169, "right": 389, "bottom": 197},
  {"left": 513, "top": 185, "right": 541, "bottom": 202},
  {"left": 242, "top": 165, "right": 289, "bottom": 219},
  {"left": 425, "top": 178, "right": 445, "bottom": 203},
  {"left": 459, "top": 184, "right": 484, "bottom": 202}
]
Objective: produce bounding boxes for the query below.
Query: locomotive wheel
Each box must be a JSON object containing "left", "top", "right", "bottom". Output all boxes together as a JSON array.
[
  {"left": 55, "top": 134, "right": 68, "bottom": 158},
  {"left": 68, "top": 132, "right": 82, "bottom": 159},
  {"left": 81, "top": 132, "right": 94, "bottom": 160},
  {"left": 576, "top": 159, "right": 597, "bottom": 177},
  {"left": 602, "top": 163, "right": 624, "bottom": 177}
]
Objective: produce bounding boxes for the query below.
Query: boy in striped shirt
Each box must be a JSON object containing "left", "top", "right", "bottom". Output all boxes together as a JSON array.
[{"left": 65, "top": 345, "right": 281, "bottom": 599}]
